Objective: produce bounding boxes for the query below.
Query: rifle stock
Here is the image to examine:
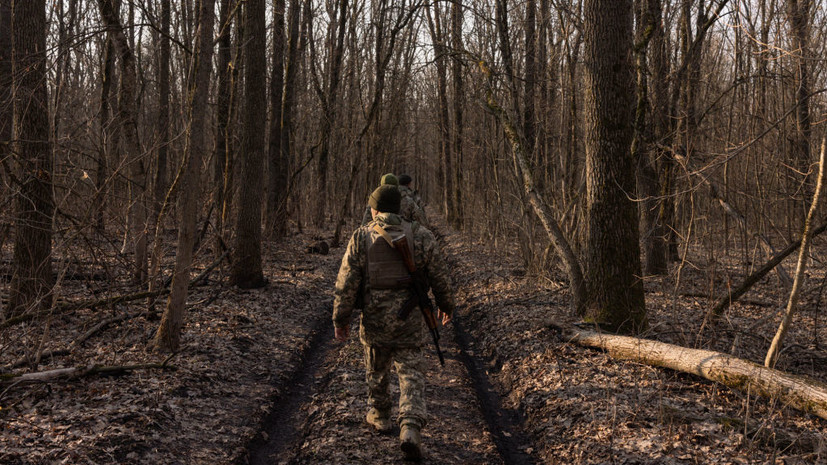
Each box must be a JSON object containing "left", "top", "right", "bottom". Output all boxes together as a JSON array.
[{"left": 392, "top": 235, "right": 445, "bottom": 366}]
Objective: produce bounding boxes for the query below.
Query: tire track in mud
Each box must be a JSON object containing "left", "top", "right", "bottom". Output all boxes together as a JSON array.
[
  {"left": 451, "top": 318, "right": 538, "bottom": 465},
  {"left": 242, "top": 228, "right": 540, "bottom": 464},
  {"left": 241, "top": 309, "right": 338, "bottom": 465}
]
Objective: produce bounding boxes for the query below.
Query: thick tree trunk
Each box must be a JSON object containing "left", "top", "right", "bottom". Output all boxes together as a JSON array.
[
  {"left": 230, "top": 0, "right": 266, "bottom": 289},
  {"left": 98, "top": 0, "right": 147, "bottom": 285},
  {"left": 582, "top": 0, "right": 646, "bottom": 333},
  {"left": 7, "top": 0, "right": 53, "bottom": 317},
  {"left": 562, "top": 326, "right": 827, "bottom": 422},
  {"left": 154, "top": 0, "right": 215, "bottom": 353}
]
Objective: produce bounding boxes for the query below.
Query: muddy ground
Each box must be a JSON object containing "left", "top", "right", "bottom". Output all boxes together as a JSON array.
[{"left": 1, "top": 220, "right": 826, "bottom": 464}]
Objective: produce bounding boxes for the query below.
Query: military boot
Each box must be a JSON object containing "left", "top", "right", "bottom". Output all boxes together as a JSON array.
[
  {"left": 399, "top": 422, "right": 422, "bottom": 461},
  {"left": 366, "top": 408, "right": 392, "bottom": 433}
]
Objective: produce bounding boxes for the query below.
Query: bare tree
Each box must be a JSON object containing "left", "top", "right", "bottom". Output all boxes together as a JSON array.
[
  {"left": 230, "top": 0, "right": 266, "bottom": 289},
  {"left": 266, "top": 0, "right": 286, "bottom": 236},
  {"left": 154, "top": 0, "right": 216, "bottom": 352},
  {"left": 7, "top": 0, "right": 53, "bottom": 317},
  {"left": 582, "top": 0, "right": 646, "bottom": 332},
  {"left": 98, "top": 0, "right": 148, "bottom": 285}
]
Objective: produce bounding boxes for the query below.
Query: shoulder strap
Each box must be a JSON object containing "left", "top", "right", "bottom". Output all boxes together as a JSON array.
[{"left": 372, "top": 224, "right": 394, "bottom": 247}]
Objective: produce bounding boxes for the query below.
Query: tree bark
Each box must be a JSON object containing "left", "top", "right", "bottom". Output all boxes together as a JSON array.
[
  {"left": 786, "top": 0, "right": 811, "bottom": 221},
  {"left": 279, "top": 0, "right": 301, "bottom": 226},
  {"left": 230, "top": 0, "right": 266, "bottom": 289},
  {"left": 582, "top": 0, "right": 646, "bottom": 333},
  {"left": 266, "top": 0, "right": 286, "bottom": 236},
  {"left": 640, "top": 0, "right": 669, "bottom": 275},
  {"left": 523, "top": 0, "right": 538, "bottom": 161},
  {"left": 562, "top": 325, "right": 827, "bottom": 422},
  {"left": 96, "top": 21, "right": 116, "bottom": 234},
  {"left": 98, "top": 0, "right": 148, "bottom": 286},
  {"left": 153, "top": 0, "right": 215, "bottom": 353},
  {"left": 0, "top": 0, "right": 11, "bottom": 240},
  {"left": 450, "top": 0, "right": 464, "bottom": 228},
  {"left": 7, "top": 0, "right": 54, "bottom": 317},
  {"left": 154, "top": 0, "right": 171, "bottom": 226}
]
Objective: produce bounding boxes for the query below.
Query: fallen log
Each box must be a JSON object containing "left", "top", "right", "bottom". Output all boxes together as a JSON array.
[
  {"left": 558, "top": 325, "right": 827, "bottom": 422},
  {"left": 1, "top": 361, "right": 176, "bottom": 386},
  {"left": 0, "top": 249, "right": 231, "bottom": 330},
  {"left": 703, "top": 219, "right": 827, "bottom": 324},
  {"left": 5, "top": 312, "right": 138, "bottom": 370}
]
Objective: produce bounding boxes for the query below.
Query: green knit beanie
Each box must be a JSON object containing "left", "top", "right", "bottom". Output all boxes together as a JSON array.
[
  {"left": 380, "top": 173, "right": 399, "bottom": 186},
  {"left": 369, "top": 185, "right": 401, "bottom": 214}
]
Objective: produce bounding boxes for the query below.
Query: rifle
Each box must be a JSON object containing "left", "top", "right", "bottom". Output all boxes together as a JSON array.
[{"left": 391, "top": 234, "right": 445, "bottom": 366}]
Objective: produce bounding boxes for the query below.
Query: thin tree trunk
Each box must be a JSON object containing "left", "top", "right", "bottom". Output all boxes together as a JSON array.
[
  {"left": 230, "top": 0, "right": 266, "bottom": 289},
  {"left": 154, "top": 0, "right": 216, "bottom": 352},
  {"left": 424, "top": 1, "right": 452, "bottom": 221},
  {"left": 7, "top": 0, "right": 53, "bottom": 317},
  {"left": 266, "top": 0, "right": 286, "bottom": 236},
  {"left": 279, "top": 0, "right": 301, "bottom": 226},
  {"left": 787, "top": 0, "right": 811, "bottom": 219},
  {"left": 98, "top": 0, "right": 148, "bottom": 286},
  {"left": 0, "top": 0, "right": 11, "bottom": 240},
  {"left": 482, "top": 63, "right": 586, "bottom": 313},
  {"left": 313, "top": 0, "right": 348, "bottom": 231},
  {"left": 213, "top": 0, "right": 233, "bottom": 248},
  {"left": 154, "top": 0, "right": 170, "bottom": 226},
  {"left": 451, "top": 0, "right": 464, "bottom": 228},
  {"left": 765, "top": 132, "right": 826, "bottom": 368},
  {"left": 523, "top": 0, "right": 537, "bottom": 163},
  {"left": 640, "top": 0, "right": 669, "bottom": 275}
]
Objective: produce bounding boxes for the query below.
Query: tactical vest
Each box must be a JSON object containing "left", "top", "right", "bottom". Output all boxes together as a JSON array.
[{"left": 366, "top": 222, "right": 414, "bottom": 289}]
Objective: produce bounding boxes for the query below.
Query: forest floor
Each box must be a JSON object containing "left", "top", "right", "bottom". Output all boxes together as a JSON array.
[{"left": 2, "top": 218, "right": 827, "bottom": 464}]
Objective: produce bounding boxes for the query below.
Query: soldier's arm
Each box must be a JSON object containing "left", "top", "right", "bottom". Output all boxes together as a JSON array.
[
  {"left": 419, "top": 229, "right": 456, "bottom": 317},
  {"left": 333, "top": 230, "right": 364, "bottom": 328}
]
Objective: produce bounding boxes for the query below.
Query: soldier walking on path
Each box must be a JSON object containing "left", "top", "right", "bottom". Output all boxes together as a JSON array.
[
  {"left": 398, "top": 174, "right": 428, "bottom": 227},
  {"left": 333, "top": 184, "right": 455, "bottom": 461}
]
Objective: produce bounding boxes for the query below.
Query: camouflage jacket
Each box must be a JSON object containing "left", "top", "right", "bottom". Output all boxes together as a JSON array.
[
  {"left": 334, "top": 212, "right": 455, "bottom": 347},
  {"left": 399, "top": 185, "right": 428, "bottom": 226}
]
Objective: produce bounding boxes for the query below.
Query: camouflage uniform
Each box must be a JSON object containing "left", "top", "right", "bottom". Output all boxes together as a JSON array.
[
  {"left": 398, "top": 185, "right": 428, "bottom": 227},
  {"left": 334, "top": 212, "right": 455, "bottom": 429}
]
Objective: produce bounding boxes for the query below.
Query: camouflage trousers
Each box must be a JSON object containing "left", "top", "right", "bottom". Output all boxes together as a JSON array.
[{"left": 363, "top": 344, "right": 427, "bottom": 429}]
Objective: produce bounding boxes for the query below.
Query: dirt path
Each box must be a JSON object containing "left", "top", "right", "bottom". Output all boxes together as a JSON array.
[{"left": 244, "top": 230, "right": 537, "bottom": 464}]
